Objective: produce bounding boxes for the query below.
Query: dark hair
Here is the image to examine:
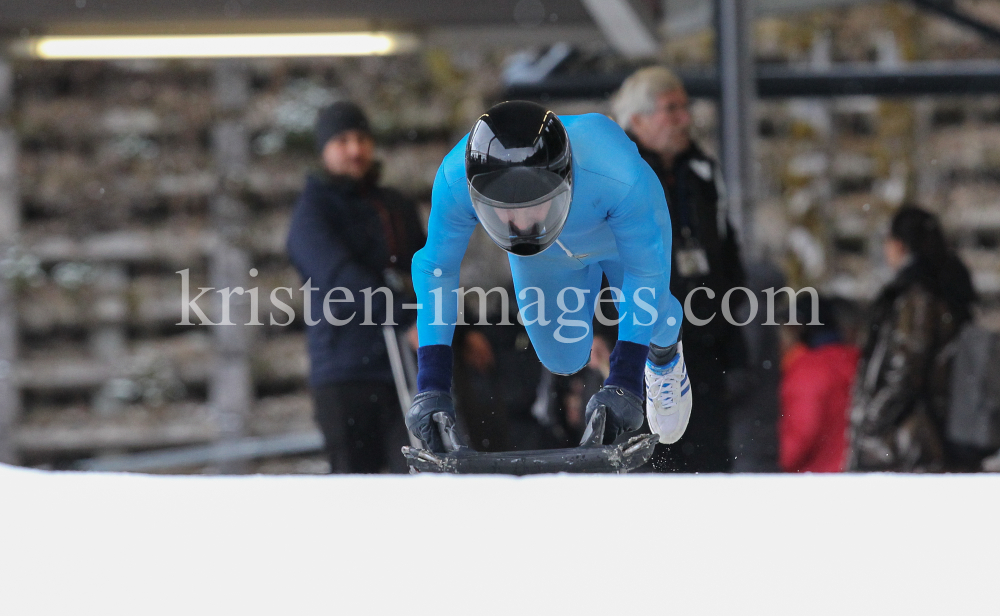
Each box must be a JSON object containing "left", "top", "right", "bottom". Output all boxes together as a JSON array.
[
  {"left": 890, "top": 205, "right": 950, "bottom": 265},
  {"left": 888, "top": 205, "right": 975, "bottom": 322},
  {"left": 795, "top": 295, "right": 842, "bottom": 348}
]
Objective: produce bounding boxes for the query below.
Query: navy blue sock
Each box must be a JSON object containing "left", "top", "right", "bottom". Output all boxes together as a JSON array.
[
  {"left": 604, "top": 340, "right": 648, "bottom": 397},
  {"left": 416, "top": 344, "right": 453, "bottom": 393}
]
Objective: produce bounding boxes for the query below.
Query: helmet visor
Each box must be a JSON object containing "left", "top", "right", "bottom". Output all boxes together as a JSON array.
[{"left": 469, "top": 174, "right": 572, "bottom": 257}]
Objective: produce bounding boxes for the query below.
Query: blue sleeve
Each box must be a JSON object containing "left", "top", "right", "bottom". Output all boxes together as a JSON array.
[
  {"left": 411, "top": 160, "right": 478, "bottom": 347},
  {"left": 607, "top": 161, "right": 672, "bottom": 346}
]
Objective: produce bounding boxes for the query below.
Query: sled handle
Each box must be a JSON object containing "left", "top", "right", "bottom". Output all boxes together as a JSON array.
[{"left": 579, "top": 405, "right": 608, "bottom": 448}]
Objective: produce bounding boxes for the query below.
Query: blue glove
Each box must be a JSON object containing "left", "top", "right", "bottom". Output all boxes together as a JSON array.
[
  {"left": 581, "top": 385, "right": 644, "bottom": 446},
  {"left": 406, "top": 391, "right": 458, "bottom": 453}
]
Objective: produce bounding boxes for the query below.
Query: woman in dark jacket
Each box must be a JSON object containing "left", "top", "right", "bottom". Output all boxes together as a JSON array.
[{"left": 849, "top": 206, "right": 976, "bottom": 472}]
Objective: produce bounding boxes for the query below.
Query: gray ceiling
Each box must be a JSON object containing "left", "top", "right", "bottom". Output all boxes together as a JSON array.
[
  {"left": 0, "top": 0, "right": 596, "bottom": 34},
  {"left": 0, "top": 0, "right": 887, "bottom": 54}
]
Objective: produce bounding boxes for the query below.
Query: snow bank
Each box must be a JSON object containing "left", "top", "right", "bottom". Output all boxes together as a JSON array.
[{"left": 2, "top": 463, "right": 997, "bottom": 615}]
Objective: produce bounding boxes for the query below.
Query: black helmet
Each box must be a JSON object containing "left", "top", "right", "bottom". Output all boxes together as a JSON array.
[{"left": 466, "top": 101, "right": 573, "bottom": 256}]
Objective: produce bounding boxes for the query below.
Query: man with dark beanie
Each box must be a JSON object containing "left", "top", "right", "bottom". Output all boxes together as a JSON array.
[{"left": 287, "top": 101, "right": 425, "bottom": 473}]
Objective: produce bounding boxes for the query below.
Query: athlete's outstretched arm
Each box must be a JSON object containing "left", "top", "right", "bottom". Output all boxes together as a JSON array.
[
  {"left": 580, "top": 161, "right": 682, "bottom": 446},
  {"left": 411, "top": 163, "right": 478, "bottom": 348},
  {"left": 407, "top": 160, "right": 479, "bottom": 451},
  {"left": 606, "top": 162, "right": 674, "bottom": 347}
]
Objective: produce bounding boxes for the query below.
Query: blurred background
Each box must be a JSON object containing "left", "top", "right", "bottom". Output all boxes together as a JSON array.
[{"left": 0, "top": 0, "right": 998, "bottom": 474}]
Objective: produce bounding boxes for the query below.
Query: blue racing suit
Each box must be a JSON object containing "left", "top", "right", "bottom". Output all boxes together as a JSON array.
[{"left": 412, "top": 113, "right": 683, "bottom": 379}]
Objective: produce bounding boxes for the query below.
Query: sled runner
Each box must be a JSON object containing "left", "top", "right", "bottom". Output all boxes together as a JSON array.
[{"left": 402, "top": 407, "right": 659, "bottom": 475}]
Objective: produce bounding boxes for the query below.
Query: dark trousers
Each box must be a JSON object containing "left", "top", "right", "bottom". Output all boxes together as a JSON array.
[{"left": 312, "top": 381, "right": 410, "bottom": 474}]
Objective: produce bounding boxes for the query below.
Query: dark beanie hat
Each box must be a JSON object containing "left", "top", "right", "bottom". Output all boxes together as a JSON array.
[{"left": 314, "top": 101, "right": 371, "bottom": 151}]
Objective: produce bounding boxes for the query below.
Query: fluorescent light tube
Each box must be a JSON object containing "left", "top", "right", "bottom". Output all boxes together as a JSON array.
[{"left": 15, "top": 32, "right": 418, "bottom": 60}]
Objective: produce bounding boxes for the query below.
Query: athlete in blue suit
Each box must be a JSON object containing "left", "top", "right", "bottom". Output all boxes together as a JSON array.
[{"left": 407, "top": 101, "right": 693, "bottom": 452}]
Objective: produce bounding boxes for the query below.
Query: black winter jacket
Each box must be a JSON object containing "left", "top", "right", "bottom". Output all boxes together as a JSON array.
[
  {"left": 287, "top": 169, "right": 424, "bottom": 386},
  {"left": 849, "top": 260, "right": 974, "bottom": 471},
  {"left": 631, "top": 139, "right": 746, "bottom": 360}
]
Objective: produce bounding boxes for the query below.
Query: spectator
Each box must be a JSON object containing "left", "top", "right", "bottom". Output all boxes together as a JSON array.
[
  {"left": 849, "top": 205, "right": 976, "bottom": 472},
  {"left": 287, "top": 101, "right": 425, "bottom": 473},
  {"left": 728, "top": 260, "right": 785, "bottom": 472},
  {"left": 779, "top": 296, "right": 859, "bottom": 473},
  {"left": 612, "top": 66, "right": 747, "bottom": 472}
]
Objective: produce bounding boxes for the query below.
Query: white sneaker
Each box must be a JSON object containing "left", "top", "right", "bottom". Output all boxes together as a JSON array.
[{"left": 644, "top": 342, "right": 693, "bottom": 444}]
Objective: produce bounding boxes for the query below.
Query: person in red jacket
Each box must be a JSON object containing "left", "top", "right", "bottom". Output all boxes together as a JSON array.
[{"left": 779, "top": 296, "right": 860, "bottom": 473}]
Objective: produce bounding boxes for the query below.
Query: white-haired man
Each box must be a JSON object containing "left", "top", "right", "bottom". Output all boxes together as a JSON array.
[{"left": 613, "top": 66, "right": 747, "bottom": 473}]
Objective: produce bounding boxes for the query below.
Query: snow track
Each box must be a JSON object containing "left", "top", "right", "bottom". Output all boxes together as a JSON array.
[{"left": 2, "top": 464, "right": 997, "bottom": 615}]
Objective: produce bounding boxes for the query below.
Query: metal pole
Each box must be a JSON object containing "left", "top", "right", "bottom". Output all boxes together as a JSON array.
[
  {"left": 382, "top": 325, "right": 421, "bottom": 448},
  {"left": 503, "top": 61, "right": 1000, "bottom": 100},
  {"left": 209, "top": 60, "right": 253, "bottom": 474},
  {"left": 76, "top": 432, "right": 324, "bottom": 473},
  {"left": 0, "top": 59, "right": 21, "bottom": 465},
  {"left": 715, "top": 0, "right": 757, "bottom": 255},
  {"left": 909, "top": 0, "right": 1000, "bottom": 45}
]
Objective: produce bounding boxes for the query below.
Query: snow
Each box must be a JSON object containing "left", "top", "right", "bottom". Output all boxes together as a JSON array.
[{"left": 2, "top": 463, "right": 998, "bottom": 616}]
